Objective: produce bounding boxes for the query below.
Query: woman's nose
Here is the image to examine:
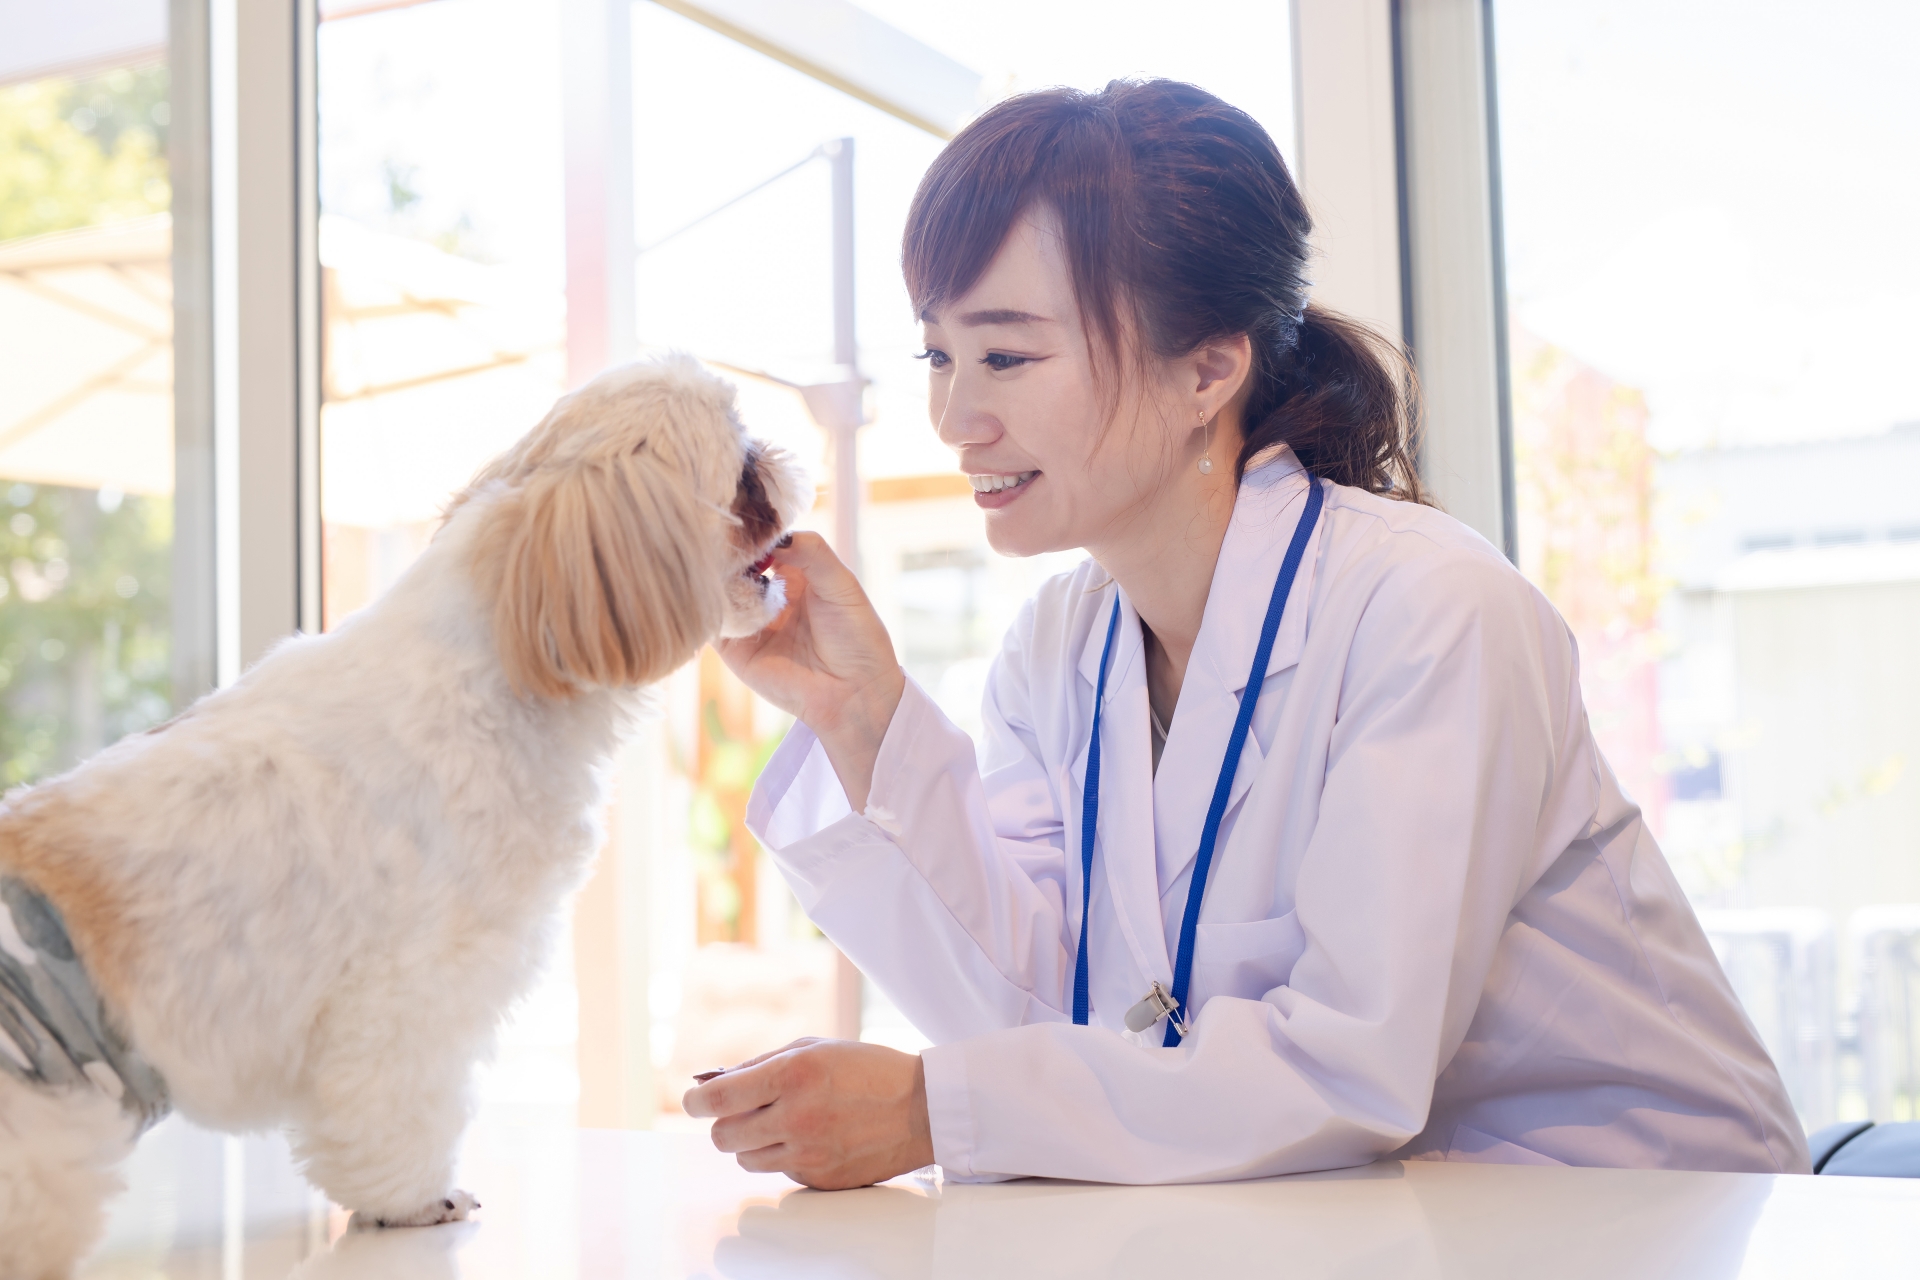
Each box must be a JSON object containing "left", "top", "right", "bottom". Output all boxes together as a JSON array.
[{"left": 932, "top": 371, "right": 1001, "bottom": 451}]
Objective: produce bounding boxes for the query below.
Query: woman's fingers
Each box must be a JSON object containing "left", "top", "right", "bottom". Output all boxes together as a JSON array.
[
  {"left": 715, "top": 529, "right": 899, "bottom": 729},
  {"left": 709, "top": 1102, "right": 790, "bottom": 1155},
  {"left": 682, "top": 1056, "right": 783, "bottom": 1119},
  {"left": 698, "top": 1037, "right": 826, "bottom": 1084},
  {"left": 731, "top": 1037, "right": 826, "bottom": 1072},
  {"left": 733, "top": 1143, "right": 798, "bottom": 1174},
  {"left": 769, "top": 531, "right": 855, "bottom": 597}
]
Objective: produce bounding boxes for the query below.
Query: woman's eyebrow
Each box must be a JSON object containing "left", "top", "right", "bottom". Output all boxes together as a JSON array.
[
  {"left": 957, "top": 308, "right": 1054, "bottom": 327},
  {"left": 920, "top": 307, "right": 1055, "bottom": 327}
]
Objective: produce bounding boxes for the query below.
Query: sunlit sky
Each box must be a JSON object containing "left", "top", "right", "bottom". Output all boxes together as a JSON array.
[
  {"left": 1495, "top": 0, "right": 1920, "bottom": 450},
  {"left": 317, "top": 0, "right": 1920, "bottom": 486}
]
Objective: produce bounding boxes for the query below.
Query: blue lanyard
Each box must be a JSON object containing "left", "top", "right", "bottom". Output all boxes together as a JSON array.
[{"left": 1072, "top": 476, "right": 1325, "bottom": 1047}]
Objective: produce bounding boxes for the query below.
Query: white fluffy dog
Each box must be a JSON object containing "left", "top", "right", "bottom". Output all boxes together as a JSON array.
[{"left": 0, "top": 356, "right": 809, "bottom": 1279}]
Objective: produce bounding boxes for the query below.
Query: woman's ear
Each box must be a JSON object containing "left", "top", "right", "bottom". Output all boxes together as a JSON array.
[
  {"left": 1191, "top": 333, "right": 1255, "bottom": 413},
  {"left": 485, "top": 451, "right": 727, "bottom": 698}
]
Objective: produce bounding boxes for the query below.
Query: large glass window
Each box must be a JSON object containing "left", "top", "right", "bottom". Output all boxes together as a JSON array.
[
  {"left": 0, "top": 63, "right": 181, "bottom": 782},
  {"left": 0, "top": 31, "right": 260, "bottom": 1269},
  {"left": 1493, "top": 0, "right": 1920, "bottom": 1127}
]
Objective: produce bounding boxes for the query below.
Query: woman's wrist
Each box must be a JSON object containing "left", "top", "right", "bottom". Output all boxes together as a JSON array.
[
  {"left": 903, "top": 1053, "right": 935, "bottom": 1172},
  {"left": 812, "top": 666, "right": 906, "bottom": 811}
]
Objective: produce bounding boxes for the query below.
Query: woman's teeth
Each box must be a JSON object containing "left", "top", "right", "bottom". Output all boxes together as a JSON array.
[{"left": 968, "top": 471, "right": 1037, "bottom": 494}]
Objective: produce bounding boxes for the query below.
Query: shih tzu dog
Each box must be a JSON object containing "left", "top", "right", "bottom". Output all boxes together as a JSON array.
[{"left": 0, "top": 356, "right": 809, "bottom": 1279}]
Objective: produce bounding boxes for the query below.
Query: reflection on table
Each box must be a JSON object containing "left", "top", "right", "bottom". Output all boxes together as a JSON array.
[{"left": 80, "top": 1120, "right": 1920, "bottom": 1279}]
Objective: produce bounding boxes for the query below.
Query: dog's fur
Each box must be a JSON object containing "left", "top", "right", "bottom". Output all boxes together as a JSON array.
[{"left": 0, "top": 356, "right": 809, "bottom": 1279}]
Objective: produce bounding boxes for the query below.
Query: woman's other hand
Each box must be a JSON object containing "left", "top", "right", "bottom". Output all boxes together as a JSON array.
[
  {"left": 683, "top": 1038, "right": 935, "bottom": 1190},
  {"left": 715, "top": 532, "right": 904, "bottom": 809}
]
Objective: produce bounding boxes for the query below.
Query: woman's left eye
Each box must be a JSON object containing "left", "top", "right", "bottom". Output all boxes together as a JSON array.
[{"left": 980, "top": 353, "right": 1031, "bottom": 372}]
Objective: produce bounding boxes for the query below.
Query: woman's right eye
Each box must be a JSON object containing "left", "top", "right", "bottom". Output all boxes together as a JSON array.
[{"left": 913, "top": 348, "right": 952, "bottom": 370}]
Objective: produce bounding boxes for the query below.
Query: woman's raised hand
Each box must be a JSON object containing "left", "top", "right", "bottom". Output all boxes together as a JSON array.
[{"left": 714, "top": 532, "right": 904, "bottom": 809}]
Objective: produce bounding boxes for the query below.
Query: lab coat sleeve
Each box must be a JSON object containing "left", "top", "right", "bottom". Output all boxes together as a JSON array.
[
  {"left": 747, "top": 601, "right": 1078, "bottom": 1044},
  {"left": 919, "top": 550, "right": 1586, "bottom": 1183}
]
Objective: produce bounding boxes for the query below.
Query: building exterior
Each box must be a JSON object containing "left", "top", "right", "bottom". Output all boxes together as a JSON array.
[{"left": 1514, "top": 323, "right": 1920, "bottom": 1124}]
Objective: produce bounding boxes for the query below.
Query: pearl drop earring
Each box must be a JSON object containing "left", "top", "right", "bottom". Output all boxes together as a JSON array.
[{"left": 1197, "top": 410, "right": 1214, "bottom": 475}]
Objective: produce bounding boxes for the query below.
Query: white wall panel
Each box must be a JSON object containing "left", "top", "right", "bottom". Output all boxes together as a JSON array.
[{"left": 1291, "top": 0, "right": 1403, "bottom": 341}]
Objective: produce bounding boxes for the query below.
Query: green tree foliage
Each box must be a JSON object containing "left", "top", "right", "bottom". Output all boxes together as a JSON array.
[
  {"left": 1, "top": 65, "right": 177, "bottom": 784},
  {"left": 689, "top": 699, "right": 786, "bottom": 942},
  {"left": 0, "top": 484, "right": 172, "bottom": 786},
  {"left": 0, "top": 66, "right": 171, "bottom": 242}
]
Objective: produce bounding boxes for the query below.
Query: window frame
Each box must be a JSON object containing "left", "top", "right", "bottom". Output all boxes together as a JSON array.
[
  {"left": 1292, "top": 0, "right": 1516, "bottom": 559},
  {"left": 171, "top": 0, "right": 322, "bottom": 689}
]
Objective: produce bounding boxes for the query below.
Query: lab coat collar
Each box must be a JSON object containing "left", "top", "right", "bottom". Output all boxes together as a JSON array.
[
  {"left": 1068, "top": 447, "right": 1313, "bottom": 693},
  {"left": 1070, "top": 447, "right": 1324, "bottom": 969},
  {"left": 1069, "top": 583, "right": 1171, "bottom": 993},
  {"left": 1196, "top": 447, "right": 1318, "bottom": 696},
  {"left": 1150, "top": 448, "right": 1320, "bottom": 897}
]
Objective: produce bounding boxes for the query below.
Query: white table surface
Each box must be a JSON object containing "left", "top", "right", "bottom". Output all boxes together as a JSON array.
[{"left": 79, "top": 1118, "right": 1920, "bottom": 1279}]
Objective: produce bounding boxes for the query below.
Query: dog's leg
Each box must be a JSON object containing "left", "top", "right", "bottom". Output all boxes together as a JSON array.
[
  {"left": 0, "top": 1079, "right": 137, "bottom": 1280},
  {"left": 288, "top": 1008, "right": 482, "bottom": 1230}
]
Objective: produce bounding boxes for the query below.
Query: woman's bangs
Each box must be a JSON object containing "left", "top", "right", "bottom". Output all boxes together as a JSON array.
[{"left": 902, "top": 129, "right": 1038, "bottom": 321}]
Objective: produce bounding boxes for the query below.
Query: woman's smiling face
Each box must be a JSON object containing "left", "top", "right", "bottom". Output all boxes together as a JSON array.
[{"left": 919, "top": 209, "right": 1194, "bottom": 559}]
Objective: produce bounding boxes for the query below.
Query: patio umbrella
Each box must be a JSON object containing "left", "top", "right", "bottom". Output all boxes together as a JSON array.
[
  {"left": 0, "top": 215, "right": 173, "bottom": 496},
  {"left": 316, "top": 214, "right": 568, "bottom": 528},
  {"left": 0, "top": 212, "right": 571, "bottom": 515},
  {"left": 0, "top": 213, "right": 821, "bottom": 525}
]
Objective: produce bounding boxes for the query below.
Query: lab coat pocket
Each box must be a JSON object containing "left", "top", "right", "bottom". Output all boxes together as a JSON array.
[{"left": 1192, "top": 910, "right": 1306, "bottom": 1001}]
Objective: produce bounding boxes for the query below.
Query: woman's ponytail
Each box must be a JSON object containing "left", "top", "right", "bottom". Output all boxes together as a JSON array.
[{"left": 1239, "top": 305, "right": 1426, "bottom": 502}]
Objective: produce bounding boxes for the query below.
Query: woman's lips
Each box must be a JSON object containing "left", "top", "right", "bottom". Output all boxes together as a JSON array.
[{"left": 970, "top": 470, "right": 1039, "bottom": 510}]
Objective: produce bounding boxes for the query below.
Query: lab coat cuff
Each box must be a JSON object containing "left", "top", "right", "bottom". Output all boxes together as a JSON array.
[
  {"left": 746, "top": 676, "right": 953, "bottom": 852},
  {"left": 747, "top": 720, "right": 849, "bottom": 851},
  {"left": 747, "top": 685, "right": 932, "bottom": 911},
  {"left": 922, "top": 1040, "right": 980, "bottom": 1180},
  {"left": 864, "top": 675, "right": 967, "bottom": 825},
  {"left": 863, "top": 677, "right": 977, "bottom": 836}
]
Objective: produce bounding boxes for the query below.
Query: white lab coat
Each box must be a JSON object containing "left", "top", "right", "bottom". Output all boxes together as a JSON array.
[{"left": 748, "top": 449, "right": 1810, "bottom": 1183}]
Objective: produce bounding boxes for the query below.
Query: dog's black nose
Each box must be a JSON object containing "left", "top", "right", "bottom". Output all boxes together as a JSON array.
[{"left": 776, "top": 533, "right": 793, "bottom": 549}]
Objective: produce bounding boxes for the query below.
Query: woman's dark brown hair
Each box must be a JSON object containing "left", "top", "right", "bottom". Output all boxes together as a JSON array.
[{"left": 902, "top": 79, "right": 1426, "bottom": 501}]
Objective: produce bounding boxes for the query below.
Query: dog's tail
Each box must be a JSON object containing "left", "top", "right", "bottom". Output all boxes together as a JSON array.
[{"left": 0, "top": 1079, "right": 135, "bottom": 1280}]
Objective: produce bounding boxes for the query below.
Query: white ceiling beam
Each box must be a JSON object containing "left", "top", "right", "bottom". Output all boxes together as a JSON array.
[
  {"left": 0, "top": 0, "right": 166, "bottom": 87},
  {"left": 651, "top": 0, "right": 981, "bottom": 139}
]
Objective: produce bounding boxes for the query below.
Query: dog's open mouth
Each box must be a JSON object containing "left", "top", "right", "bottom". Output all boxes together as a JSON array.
[
  {"left": 734, "top": 445, "right": 794, "bottom": 598},
  {"left": 742, "top": 534, "right": 790, "bottom": 594}
]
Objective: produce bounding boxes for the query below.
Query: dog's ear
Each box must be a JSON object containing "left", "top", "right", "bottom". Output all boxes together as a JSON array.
[{"left": 485, "top": 449, "right": 726, "bottom": 698}]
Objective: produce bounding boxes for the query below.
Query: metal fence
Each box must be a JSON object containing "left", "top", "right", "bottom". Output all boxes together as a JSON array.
[{"left": 1699, "top": 907, "right": 1920, "bottom": 1129}]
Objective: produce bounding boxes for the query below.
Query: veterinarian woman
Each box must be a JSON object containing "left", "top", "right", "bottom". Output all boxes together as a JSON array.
[{"left": 686, "top": 79, "right": 1807, "bottom": 1187}]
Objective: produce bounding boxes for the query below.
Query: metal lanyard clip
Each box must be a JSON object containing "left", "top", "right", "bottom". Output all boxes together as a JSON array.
[{"left": 1124, "top": 980, "right": 1187, "bottom": 1036}]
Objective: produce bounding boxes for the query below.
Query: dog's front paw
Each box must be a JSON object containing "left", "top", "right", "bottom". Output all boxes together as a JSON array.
[{"left": 360, "top": 1189, "right": 479, "bottom": 1229}]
